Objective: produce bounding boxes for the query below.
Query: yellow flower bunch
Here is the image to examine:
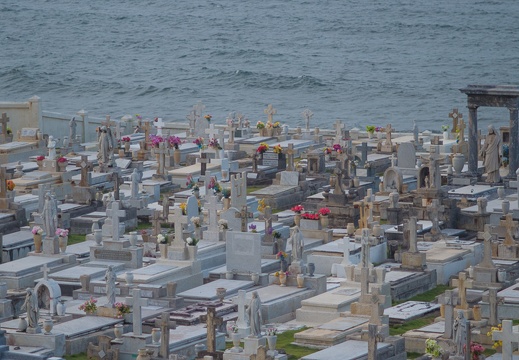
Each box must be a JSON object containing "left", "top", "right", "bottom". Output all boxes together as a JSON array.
[
  {"left": 487, "top": 324, "right": 503, "bottom": 349},
  {"left": 273, "top": 121, "right": 281, "bottom": 128},
  {"left": 257, "top": 198, "right": 266, "bottom": 213},
  {"left": 179, "top": 202, "right": 187, "bottom": 215},
  {"left": 273, "top": 144, "right": 282, "bottom": 154}
]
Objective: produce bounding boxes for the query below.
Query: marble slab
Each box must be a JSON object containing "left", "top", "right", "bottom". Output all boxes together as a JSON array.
[{"left": 384, "top": 301, "right": 440, "bottom": 321}]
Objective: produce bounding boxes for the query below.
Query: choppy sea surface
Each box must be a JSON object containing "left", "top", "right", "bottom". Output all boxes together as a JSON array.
[{"left": 1, "top": 0, "right": 518, "bottom": 131}]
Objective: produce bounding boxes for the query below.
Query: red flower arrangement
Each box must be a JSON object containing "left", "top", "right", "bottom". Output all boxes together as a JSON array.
[
  {"left": 318, "top": 207, "right": 331, "bottom": 216},
  {"left": 122, "top": 136, "right": 131, "bottom": 142},
  {"left": 291, "top": 205, "right": 304, "bottom": 213},
  {"left": 36, "top": 155, "right": 45, "bottom": 161},
  {"left": 6, "top": 180, "right": 15, "bottom": 191},
  {"left": 301, "top": 212, "right": 319, "bottom": 220},
  {"left": 57, "top": 157, "right": 67, "bottom": 163},
  {"left": 257, "top": 142, "right": 269, "bottom": 154}
]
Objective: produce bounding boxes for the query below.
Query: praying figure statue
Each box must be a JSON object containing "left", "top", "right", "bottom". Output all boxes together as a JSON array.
[
  {"left": 245, "top": 291, "right": 262, "bottom": 337},
  {"left": 97, "top": 126, "right": 112, "bottom": 166},
  {"left": 41, "top": 192, "right": 58, "bottom": 239},
  {"left": 47, "top": 135, "right": 57, "bottom": 160},
  {"left": 480, "top": 125, "right": 501, "bottom": 183},
  {"left": 131, "top": 168, "right": 140, "bottom": 199},
  {"left": 21, "top": 288, "right": 39, "bottom": 331},
  {"left": 290, "top": 226, "right": 304, "bottom": 263},
  {"left": 105, "top": 265, "right": 117, "bottom": 308},
  {"left": 453, "top": 310, "right": 468, "bottom": 356},
  {"left": 69, "top": 117, "right": 77, "bottom": 141}
]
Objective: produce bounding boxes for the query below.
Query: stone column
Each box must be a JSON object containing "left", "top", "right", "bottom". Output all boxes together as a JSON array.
[
  {"left": 509, "top": 107, "right": 519, "bottom": 177},
  {"left": 468, "top": 104, "right": 478, "bottom": 176}
]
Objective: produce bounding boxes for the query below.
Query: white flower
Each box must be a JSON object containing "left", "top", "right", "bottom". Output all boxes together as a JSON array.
[
  {"left": 157, "top": 234, "right": 165, "bottom": 242},
  {"left": 218, "top": 219, "right": 228, "bottom": 230},
  {"left": 186, "top": 237, "right": 193, "bottom": 245},
  {"left": 191, "top": 216, "right": 201, "bottom": 227}
]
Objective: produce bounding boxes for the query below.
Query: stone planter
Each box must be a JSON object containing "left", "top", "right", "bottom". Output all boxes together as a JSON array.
[
  {"left": 216, "top": 287, "right": 226, "bottom": 301},
  {"left": 124, "top": 142, "right": 130, "bottom": 152},
  {"left": 320, "top": 215, "right": 329, "bottom": 228},
  {"left": 300, "top": 219, "right": 321, "bottom": 230},
  {"left": 473, "top": 305, "right": 482, "bottom": 321},
  {"left": 58, "top": 236, "right": 68, "bottom": 253},
  {"left": 266, "top": 335, "right": 277, "bottom": 352},
  {"left": 347, "top": 223, "right": 355, "bottom": 237},
  {"left": 187, "top": 245, "right": 198, "bottom": 260},
  {"left": 58, "top": 162, "right": 67, "bottom": 172},
  {"left": 56, "top": 300, "right": 67, "bottom": 316},
  {"left": 296, "top": 274, "right": 305, "bottom": 288},
  {"left": 18, "top": 317, "right": 27, "bottom": 332},
  {"left": 114, "top": 324, "right": 123, "bottom": 340},
  {"left": 231, "top": 333, "right": 242, "bottom": 352},
  {"left": 125, "top": 272, "right": 134, "bottom": 286},
  {"left": 174, "top": 148, "right": 181, "bottom": 165},
  {"left": 129, "top": 231, "right": 137, "bottom": 247},
  {"left": 452, "top": 153, "right": 465, "bottom": 175},
  {"left": 43, "top": 319, "right": 53, "bottom": 335},
  {"left": 33, "top": 234, "right": 42, "bottom": 253},
  {"left": 226, "top": 271, "right": 234, "bottom": 280},
  {"left": 497, "top": 186, "right": 505, "bottom": 200},
  {"left": 251, "top": 272, "right": 260, "bottom": 285},
  {"left": 159, "top": 243, "right": 168, "bottom": 258},
  {"left": 498, "top": 269, "right": 506, "bottom": 282},
  {"left": 94, "top": 229, "right": 103, "bottom": 246},
  {"left": 279, "top": 272, "right": 287, "bottom": 287},
  {"left": 502, "top": 199, "right": 510, "bottom": 215},
  {"left": 443, "top": 131, "right": 449, "bottom": 140}
]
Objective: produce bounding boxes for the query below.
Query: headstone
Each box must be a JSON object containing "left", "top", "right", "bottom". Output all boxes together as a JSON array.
[
  {"left": 492, "top": 320, "right": 519, "bottom": 360},
  {"left": 125, "top": 288, "right": 148, "bottom": 336},
  {"left": 449, "top": 108, "right": 462, "bottom": 133},
  {"left": 438, "top": 290, "right": 456, "bottom": 339},
  {"left": 206, "top": 306, "right": 223, "bottom": 353},
  {"left": 106, "top": 200, "right": 126, "bottom": 241},
  {"left": 230, "top": 173, "right": 247, "bottom": 211},
  {"left": 396, "top": 143, "right": 416, "bottom": 168},
  {"left": 264, "top": 104, "right": 276, "bottom": 124},
  {"left": 226, "top": 231, "right": 262, "bottom": 273},
  {"left": 451, "top": 272, "right": 473, "bottom": 310},
  {"left": 233, "top": 290, "right": 250, "bottom": 336}
]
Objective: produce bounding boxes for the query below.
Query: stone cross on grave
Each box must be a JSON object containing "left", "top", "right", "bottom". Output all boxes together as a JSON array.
[
  {"left": 492, "top": 320, "right": 519, "bottom": 360},
  {"left": 457, "top": 118, "right": 466, "bottom": 144},
  {"left": 427, "top": 199, "right": 444, "bottom": 238},
  {"left": 301, "top": 109, "right": 313, "bottom": 130},
  {"left": 360, "top": 228, "right": 372, "bottom": 269},
  {"left": 358, "top": 142, "right": 369, "bottom": 166},
  {"left": 264, "top": 104, "right": 277, "bottom": 124},
  {"left": 193, "top": 101, "right": 205, "bottom": 120},
  {"left": 205, "top": 124, "right": 224, "bottom": 146},
  {"left": 235, "top": 205, "right": 248, "bottom": 232},
  {"left": 502, "top": 213, "right": 517, "bottom": 246},
  {"left": 252, "top": 153, "right": 259, "bottom": 173},
  {"left": 109, "top": 170, "right": 124, "bottom": 201},
  {"left": 206, "top": 306, "right": 223, "bottom": 353},
  {"left": 0, "top": 166, "right": 11, "bottom": 198},
  {"left": 125, "top": 288, "right": 148, "bottom": 336},
  {"left": 480, "top": 230, "right": 495, "bottom": 268},
  {"left": 226, "top": 113, "right": 237, "bottom": 144},
  {"left": 151, "top": 210, "right": 162, "bottom": 237},
  {"left": 77, "top": 155, "right": 93, "bottom": 187},
  {"left": 187, "top": 110, "right": 196, "bottom": 137},
  {"left": 154, "top": 117, "right": 165, "bottom": 136},
  {"left": 155, "top": 142, "right": 168, "bottom": 176},
  {"left": 360, "top": 266, "right": 370, "bottom": 299},
  {"left": 452, "top": 271, "right": 473, "bottom": 310},
  {"left": 485, "top": 288, "right": 504, "bottom": 327},
  {"left": 231, "top": 173, "right": 247, "bottom": 210},
  {"left": 384, "top": 124, "right": 392, "bottom": 146},
  {"left": 334, "top": 120, "right": 345, "bottom": 141},
  {"left": 367, "top": 323, "right": 382, "bottom": 360},
  {"left": 0, "top": 113, "right": 9, "bottom": 138},
  {"left": 157, "top": 312, "right": 175, "bottom": 359},
  {"left": 263, "top": 206, "right": 273, "bottom": 241},
  {"left": 334, "top": 166, "right": 343, "bottom": 194},
  {"left": 341, "top": 238, "right": 350, "bottom": 265},
  {"left": 449, "top": 108, "right": 462, "bottom": 133},
  {"left": 438, "top": 289, "right": 456, "bottom": 339},
  {"left": 143, "top": 121, "right": 151, "bottom": 148},
  {"left": 106, "top": 200, "right": 126, "bottom": 241},
  {"left": 233, "top": 289, "right": 249, "bottom": 330},
  {"left": 236, "top": 112, "right": 244, "bottom": 128},
  {"left": 199, "top": 152, "right": 209, "bottom": 176},
  {"left": 369, "top": 287, "right": 385, "bottom": 326},
  {"left": 205, "top": 195, "right": 223, "bottom": 232},
  {"left": 285, "top": 143, "right": 296, "bottom": 171},
  {"left": 101, "top": 115, "right": 116, "bottom": 128},
  {"left": 40, "top": 264, "right": 50, "bottom": 281}
]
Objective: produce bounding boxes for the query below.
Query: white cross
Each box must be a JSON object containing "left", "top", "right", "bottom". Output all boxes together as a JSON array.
[
  {"left": 205, "top": 195, "right": 223, "bottom": 232},
  {"left": 193, "top": 101, "right": 205, "bottom": 119},
  {"left": 301, "top": 109, "right": 313, "bottom": 130},
  {"left": 264, "top": 104, "right": 277, "bottom": 124},
  {"left": 154, "top": 142, "right": 168, "bottom": 176},
  {"left": 334, "top": 120, "right": 345, "bottom": 139},
  {"left": 492, "top": 320, "right": 519, "bottom": 360},
  {"left": 171, "top": 207, "right": 188, "bottom": 245},
  {"left": 341, "top": 238, "right": 350, "bottom": 265},
  {"left": 40, "top": 264, "right": 50, "bottom": 281},
  {"left": 106, "top": 200, "right": 126, "bottom": 241},
  {"left": 125, "top": 288, "right": 148, "bottom": 336},
  {"left": 205, "top": 124, "right": 224, "bottom": 147},
  {"left": 233, "top": 289, "right": 248, "bottom": 329},
  {"left": 154, "top": 117, "right": 165, "bottom": 136}
]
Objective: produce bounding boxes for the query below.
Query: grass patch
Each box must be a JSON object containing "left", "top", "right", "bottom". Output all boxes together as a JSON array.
[
  {"left": 484, "top": 348, "right": 496, "bottom": 357},
  {"left": 393, "top": 284, "right": 452, "bottom": 306},
  {"left": 389, "top": 315, "right": 436, "bottom": 336},
  {"left": 247, "top": 186, "right": 264, "bottom": 194},
  {"left": 67, "top": 234, "right": 86, "bottom": 246},
  {"left": 406, "top": 352, "right": 422, "bottom": 359},
  {"left": 64, "top": 353, "right": 88, "bottom": 360},
  {"left": 136, "top": 222, "right": 151, "bottom": 230}
]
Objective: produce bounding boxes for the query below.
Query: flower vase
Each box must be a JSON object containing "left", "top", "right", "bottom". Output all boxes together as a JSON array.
[
  {"left": 151, "top": 328, "right": 161, "bottom": 344},
  {"left": 251, "top": 272, "right": 260, "bottom": 285},
  {"left": 473, "top": 305, "right": 482, "bottom": 321},
  {"left": 58, "top": 162, "right": 67, "bottom": 172},
  {"left": 114, "top": 324, "right": 123, "bottom": 340},
  {"left": 280, "top": 259, "right": 288, "bottom": 272},
  {"left": 129, "top": 231, "right": 137, "bottom": 247},
  {"left": 43, "top": 319, "right": 53, "bottom": 335},
  {"left": 266, "top": 335, "right": 277, "bottom": 352},
  {"left": 187, "top": 245, "right": 198, "bottom": 260},
  {"left": 497, "top": 186, "right": 505, "bottom": 200},
  {"left": 33, "top": 234, "right": 42, "bottom": 253},
  {"left": 368, "top": 132, "right": 373, "bottom": 139},
  {"left": 226, "top": 271, "right": 234, "bottom": 280},
  {"left": 18, "top": 316, "right": 27, "bottom": 332},
  {"left": 279, "top": 272, "right": 287, "bottom": 287},
  {"left": 294, "top": 213, "right": 301, "bottom": 227},
  {"left": 195, "top": 226, "right": 202, "bottom": 239},
  {"left": 443, "top": 131, "right": 449, "bottom": 140},
  {"left": 159, "top": 243, "right": 168, "bottom": 258},
  {"left": 216, "top": 287, "right": 226, "bottom": 301},
  {"left": 125, "top": 272, "right": 134, "bottom": 286},
  {"left": 59, "top": 236, "right": 68, "bottom": 253},
  {"left": 223, "top": 198, "right": 231, "bottom": 210},
  {"left": 231, "top": 333, "right": 241, "bottom": 352},
  {"left": 307, "top": 263, "right": 315, "bottom": 277},
  {"left": 320, "top": 215, "right": 329, "bottom": 228},
  {"left": 452, "top": 153, "right": 465, "bottom": 175},
  {"left": 296, "top": 274, "right": 305, "bottom": 288},
  {"left": 174, "top": 148, "right": 181, "bottom": 165},
  {"left": 124, "top": 142, "right": 130, "bottom": 152},
  {"left": 502, "top": 200, "right": 510, "bottom": 215},
  {"left": 347, "top": 223, "right": 355, "bottom": 237},
  {"left": 56, "top": 300, "right": 66, "bottom": 316}
]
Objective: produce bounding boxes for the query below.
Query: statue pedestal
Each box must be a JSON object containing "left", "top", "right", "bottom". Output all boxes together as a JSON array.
[
  {"left": 43, "top": 237, "right": 59, "bottom": 255},
  {"left": 244, "top": 336, "right": 266, "bottom": 355},
  {"left": 26, "top": 326, "right": 42, "bottom": 334}
]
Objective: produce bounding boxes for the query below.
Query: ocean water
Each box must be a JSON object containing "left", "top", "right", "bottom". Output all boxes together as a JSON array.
[{"left": 1, "top": 0, "right": 518, "bottom": 131}]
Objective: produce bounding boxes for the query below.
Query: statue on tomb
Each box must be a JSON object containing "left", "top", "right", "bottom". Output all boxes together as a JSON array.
[
  {"left": 453, "top": 310, "right": 468, "bottom": 356},
  {"left": 21, "top": 288, "right": 39, "bottom": 330},
  {"left": 105, "top": 265, "right": 117, "bottom": 308},
  {"left": 69, "top": 117, "right": 77, "bottom": 142},
  {"left": 97, "top": 126, "right": 112, "bottom": 166},
  {"left": 131, "top": 168, "right": 140, "bottom": 199},
  {"left": 47, "top": 135, "right": 57, "bottom": 160},
  {"left": 245, "top": 291, "right": 262, "bottom": 337},
  {"left": 480, "top": 125, "right": 501, "bottom": 183},
  {"left": 290, "top": 226, "right": 304, "bottom": 263},
  {"left": 41, "top": 192, "right": 58, "bottom": 239}
]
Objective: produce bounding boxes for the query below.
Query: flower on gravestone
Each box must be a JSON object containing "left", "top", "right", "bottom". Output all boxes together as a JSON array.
[
  {"left": 273, "top": 231, "right": 281, "bottom": 239},
  {"left": 366, "top": 125, "right": 375, "bottom": 134},
  {"left": 218, "top": 219, "right": 228, "bottom": 231},
  {"left": 249, "top": 224, "right": 257, "bottom": 233},
  {"left": 55, "top": 228, "right": 69, "bottom": 238},
  {"left": 135, "top": 114, "right": 142, "bottom": 121},
  {"left": 6, "top": 180, "right": 15, "bottom": 191},
  {"left": 191, "top": 216, "right": 201, "bottom": 228},
  {"left": 227, "top": 323, "right": 238, "bottom": 333},
  {"left": 318, "top": 207, "right": 330, "bottom": 216},
  {"left": 6, "top": 127, "right": 12, "bottom": 135},
  {"left": 185, "top": 237, "right": 199, "bottom": 246},
  {"left": 209, "top": 138, "right": 222, "bottom": 150},
  {"left": 36, "top": 155, "right": 45, "bottom": 161},
  {"left": 31, "top": 226, "right": 43, "bottom": 235},
  {"left": 197, "top": 199, "right": 202, "bottom": 214},
  {"left": 276, "top": 251, "right": 287, "bottom": 260},
  {"left": 425, "top": 339, "right": 443, "bottom": 358},
  {"left": 272, "top": 121, "right": 281, "bottom": 128},
  {"left": 257, "top": 198, "right": 266, "bottom": 213},
  {"left": 441, "top": 124, "right": 449, "bottom": 132},
  {"left": 57, "top": 157, "right": 68, "bottom": 163},
  {"left": 291, "top": 205, "right": 304, "bottom": 213},
  {"left": 149, "top": 134, "right": 164, "bottom": 148},
  {"left": 266, "top": 327, "right": 277, "bottom": 336},
  {"left": 266, "top": 227, "right": 273, "bottom": 235},
  {"left": 468, "top": 342, "right": 484, "bottom": 360},
  {"left": 301, "top": 212, "right": 319, "bottom": 220},
  {"left": 122, "top": 136, "right": 131, "bottom": 142},
  {"left": 204, "top": 114, "right": 212, "bottom": 121},
  {"left": 256, "top": 121, "right": 265, "bottom": 130},
  {"left": 179, "top": 202, "right": 187, "bottom": 215},
  {"left": 79, "top": 297, "right": 98, "bottom": 314},
  {"left": 257, "top": 142, "right": 269, "bottom": 154},
  {"left": 273, "top": 144, "right": 282, "bottom": 154},
  {"left": 375, "top": 126, "right": 383, "bottom": 132},
  {"left": 323, "top": 147, "right": 332, "bottom": 154},
  {"left": 186, "top": 174, "right": 195, "bottom": 189},
  {"left": 168, "top": 136, "right": 182, "bottom": 149},
  {"left": 114, "top": 302, "right": 131, "bottom": 318},
  {"left": 193, "top": 137, "right": 204, "bottom": 149},
  {"left": 222, "top": 188, "right": 231, "bottom": 198},
  {"left": 157, "top": 234, "right": 167, "bottom": 244},
  {"left": 487, "top": 324, "right": 503, "bottom": 349},
  {"left": 332, "top": 144, "right": 342, "bottom": 153}
]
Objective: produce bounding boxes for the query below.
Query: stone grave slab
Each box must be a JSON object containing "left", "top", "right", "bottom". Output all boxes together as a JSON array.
[
  {"left": 280, "top": 171, "right": 299, "bottom": 186},
  {"left": 416, "top": 321, "right": 445, "bottom": 334},
  {"left": 250, "top": 185, "right": 299, "bottom": 197},
  {"left": 177, "top": 279, "right": 254, "bottom": 301},
  {"left": 0, "top": 256, "right": 63, "bottom": 277},
  {"left": 49, "top": 266, "right": 107, "bottom": 282},
  {"left": 115, "top": 158, "right": 132, "bottom": 169},
  {"left": 66, "top": 240, "right": 97, "bottom": 258},
  {"left": 318, "top": 317, "right": 368, "bottom": 331},
  {"left": 52, "top": 315, "right": 122, "bottom": 337},
  {"left": 252, "top": 283, "right": 309, "bottom": 303},
  {"left": 383, "top": 270, "right": 417, "bottom": 283},
  {"left": 301, "top": 340, "right": 391, "bottom": 360},
  {"left": 425, "top": 247, "right": 470, "bottom": 263},
  {"left": 125, "top": 264, "right": 178, "bottom": 282},
  {"left": 384, "top": 301, "right": 440, "bottom": 322},
  {"left": 447, "top": 184, "right": 497, "bottom": 200}
]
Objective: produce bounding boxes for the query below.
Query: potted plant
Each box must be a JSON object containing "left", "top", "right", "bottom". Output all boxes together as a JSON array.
[
  {"left": 265, "top": 327, "right": 278, "bottom": 352},
  {"left": 291, "top": 205, "right": 304, "bottom": 226},
  {"left": 318, "top": 207, "right": 331, "bottom": 228},
  {"left": 157, "top": 234, "right": 168, "bottom": 258},
  {"left": 301, "top": 212, "right": 321, "bottom": 230},
  {"left": 256, "top": 142, "right": 269, "bottom": 155},
  {"left": 193, "top": 137, "right": 204, "bottom": 150},
  {"left": 248, "top": 224, "right": 257, "bottom": 233},
  {"left": 273, "top": 144, "right": 283, "bottom": 156},
  {"left": 114, "top": 302, "right": 131, "bottom": 319},
  {"left": 425, "top": 339, "right": 443, "bottom": 360},
  {"left": 366, "top": 125, "right": 375, "bottom": 139},
  {"left": 185, "top": 237, "right": 199, "bottom": 260},
  {"left": 32, "top": 226, "right": 43, "bottom": 253},
  {"left": 122, "top": 136, "right": 131, "bottom": 152},
  {"left": 36, "top": 155, "right": 45, "bottom": 167},
  {"left": 57, "top": 157, "right": 68, "bottom": 171},
  {"left": 469, "top": 341, "right": 484, "bottom": 360},
  {"left": 227, "top": 322, "right": 241, "bottom": 350},
  {"left": 55, "top": 228, "right": 69, "bottom": 253},
  {"left": 79, "top": 297, "right": 98, "bottom": 315},
  {"left": 256, "top": 121, "right": 266, "bottom": 135}
]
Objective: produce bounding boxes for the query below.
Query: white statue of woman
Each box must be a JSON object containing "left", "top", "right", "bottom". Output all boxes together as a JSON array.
[
  {"left": 245, "top": 291, "right": 262, "bottom": 337},
  {"left": 453, "top": 310, "right": 467, "bottom": 356},
  {"left": 47, "top": 135, "right": 57, "bottom": 160},
  {"left": 105, "top": 265, "right": 117, "bottom": 308},
  {"left": 21, "top": 288, "right": 39, "bottom": 331},
  {"left": 131, "top": 168, "right": 140, "bottom": 199},
  {"left": 290, "top": 226, "right": 304, "bottom": 263},
  {"left": 41, "top": 192, "right": 58, "bottom": 239},
  {"left": 97, "top": 126, "right": 112, "bottom": 166},
  {"left": 480, "top": 125, "right": 501, "bottom": 183}
]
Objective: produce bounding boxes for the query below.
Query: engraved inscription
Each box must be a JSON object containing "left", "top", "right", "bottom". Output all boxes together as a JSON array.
[{"left": 94, "top": 249, "right": 132, "bottom": 261}]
